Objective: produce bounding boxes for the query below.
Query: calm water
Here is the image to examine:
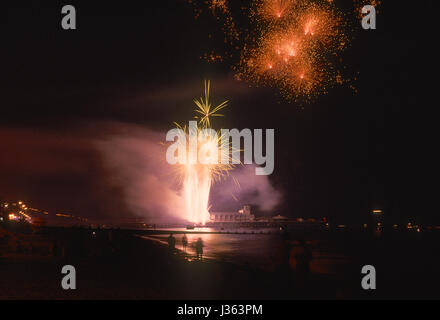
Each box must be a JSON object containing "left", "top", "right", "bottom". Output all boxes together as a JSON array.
[{"left": 141, "top": 227, "right": 350, "bottom": 275}]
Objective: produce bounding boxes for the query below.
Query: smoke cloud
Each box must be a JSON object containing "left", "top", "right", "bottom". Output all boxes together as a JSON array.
[{"left": 96, "top": 123, "right": 283, "bottom": 222}]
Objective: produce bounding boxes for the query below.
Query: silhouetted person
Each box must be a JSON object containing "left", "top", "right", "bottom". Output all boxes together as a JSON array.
[
  {"left": 289, "top": 237, "right": 312, "bottom": 290},
  {"left": 182, "top": 234, "right": 188, "bottom": 252},
  {"left": 167, "top": 233, "right": 176, "bottom": 251},
  {"left": 195, "top": 237, "right": 204, "bottom": 260}
]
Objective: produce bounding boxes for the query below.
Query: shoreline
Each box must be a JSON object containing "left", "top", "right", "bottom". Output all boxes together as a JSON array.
[{"left": 0, "top": 227, "right": 365, "bottom": 299}]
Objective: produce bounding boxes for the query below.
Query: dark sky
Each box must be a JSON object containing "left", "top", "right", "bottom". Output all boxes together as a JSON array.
[{"left": 1, "top": 1, "right": 438, "bottom": 224}]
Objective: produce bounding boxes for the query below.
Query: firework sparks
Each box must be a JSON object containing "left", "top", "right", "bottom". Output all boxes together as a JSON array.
[
  {"left": 239, "top": 0, "right": 348, "bottom": 100},
  {"left": 194, "top": 80, "right": 228, "bottom": 128},
  {"left": 353, "top": 0, "right": 381, "bottom": 19},
  {"left": 257, "top": 0, "right": 294, "bottom": 20},
  {"left": 186, "top": 0, "right": 352, "bottom": 101}
]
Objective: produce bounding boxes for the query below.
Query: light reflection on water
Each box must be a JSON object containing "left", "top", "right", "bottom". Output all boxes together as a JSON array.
[{"left": 141, "top": 227, "right": 350, "bottom": 274}]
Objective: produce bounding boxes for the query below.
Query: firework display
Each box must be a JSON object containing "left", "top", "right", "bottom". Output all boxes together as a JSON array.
[
  {"left": 242, "top": 0, "right": 349, "bottom": 100},
  {"left": 186, "top": 0, "right": 364, "bottom": 100},
  {"left": 3, "top": 0, "right": 438, "bottom": 303},
  {"left": 172, "top": 81, "right": 235, "bottom": 224}
]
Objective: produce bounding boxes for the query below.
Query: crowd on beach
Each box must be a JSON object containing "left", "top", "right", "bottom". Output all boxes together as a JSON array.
[
  {"left": 1, "top": 222, "right": 358, "bottom": 299},
  {"left": 165, "top": 231, "right": 313, "bottom": 280},
  {"left": 167, "top": 233, "right": 204, "bottom": 259},
  {"left": 0, "top": 223, "right": 134, "bottom": 259}
]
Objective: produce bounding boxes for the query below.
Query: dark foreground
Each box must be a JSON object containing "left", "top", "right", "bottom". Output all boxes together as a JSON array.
[{"left": 1, "top": 225, "right": 440, "bottom": 299}]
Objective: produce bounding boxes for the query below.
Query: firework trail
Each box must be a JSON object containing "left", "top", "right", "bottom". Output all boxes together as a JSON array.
[{"left": 172, "top": 81, "right": 235, "bottom": 224}]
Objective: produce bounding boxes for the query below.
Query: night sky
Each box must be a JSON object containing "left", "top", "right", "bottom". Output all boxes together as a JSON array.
[{"left": 1, "top": 1, "right": 437, "bottom": 224}]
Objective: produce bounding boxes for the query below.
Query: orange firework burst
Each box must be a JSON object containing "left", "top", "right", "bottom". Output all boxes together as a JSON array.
[
  {"left": 186, "top": 0, "right": 352, "bottom": 101},
  {"left": 238, "top": 0, "right": 348, "bottom": 100}
]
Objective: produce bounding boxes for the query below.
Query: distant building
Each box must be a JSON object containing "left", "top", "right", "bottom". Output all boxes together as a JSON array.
[{"left": 210, "top": 205, "right": 255, "bottom": 223}]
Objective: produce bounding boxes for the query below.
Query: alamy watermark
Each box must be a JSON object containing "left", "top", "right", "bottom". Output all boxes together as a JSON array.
[{"left": 166, "top": 121, "right": 275, "bottom": 176}]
